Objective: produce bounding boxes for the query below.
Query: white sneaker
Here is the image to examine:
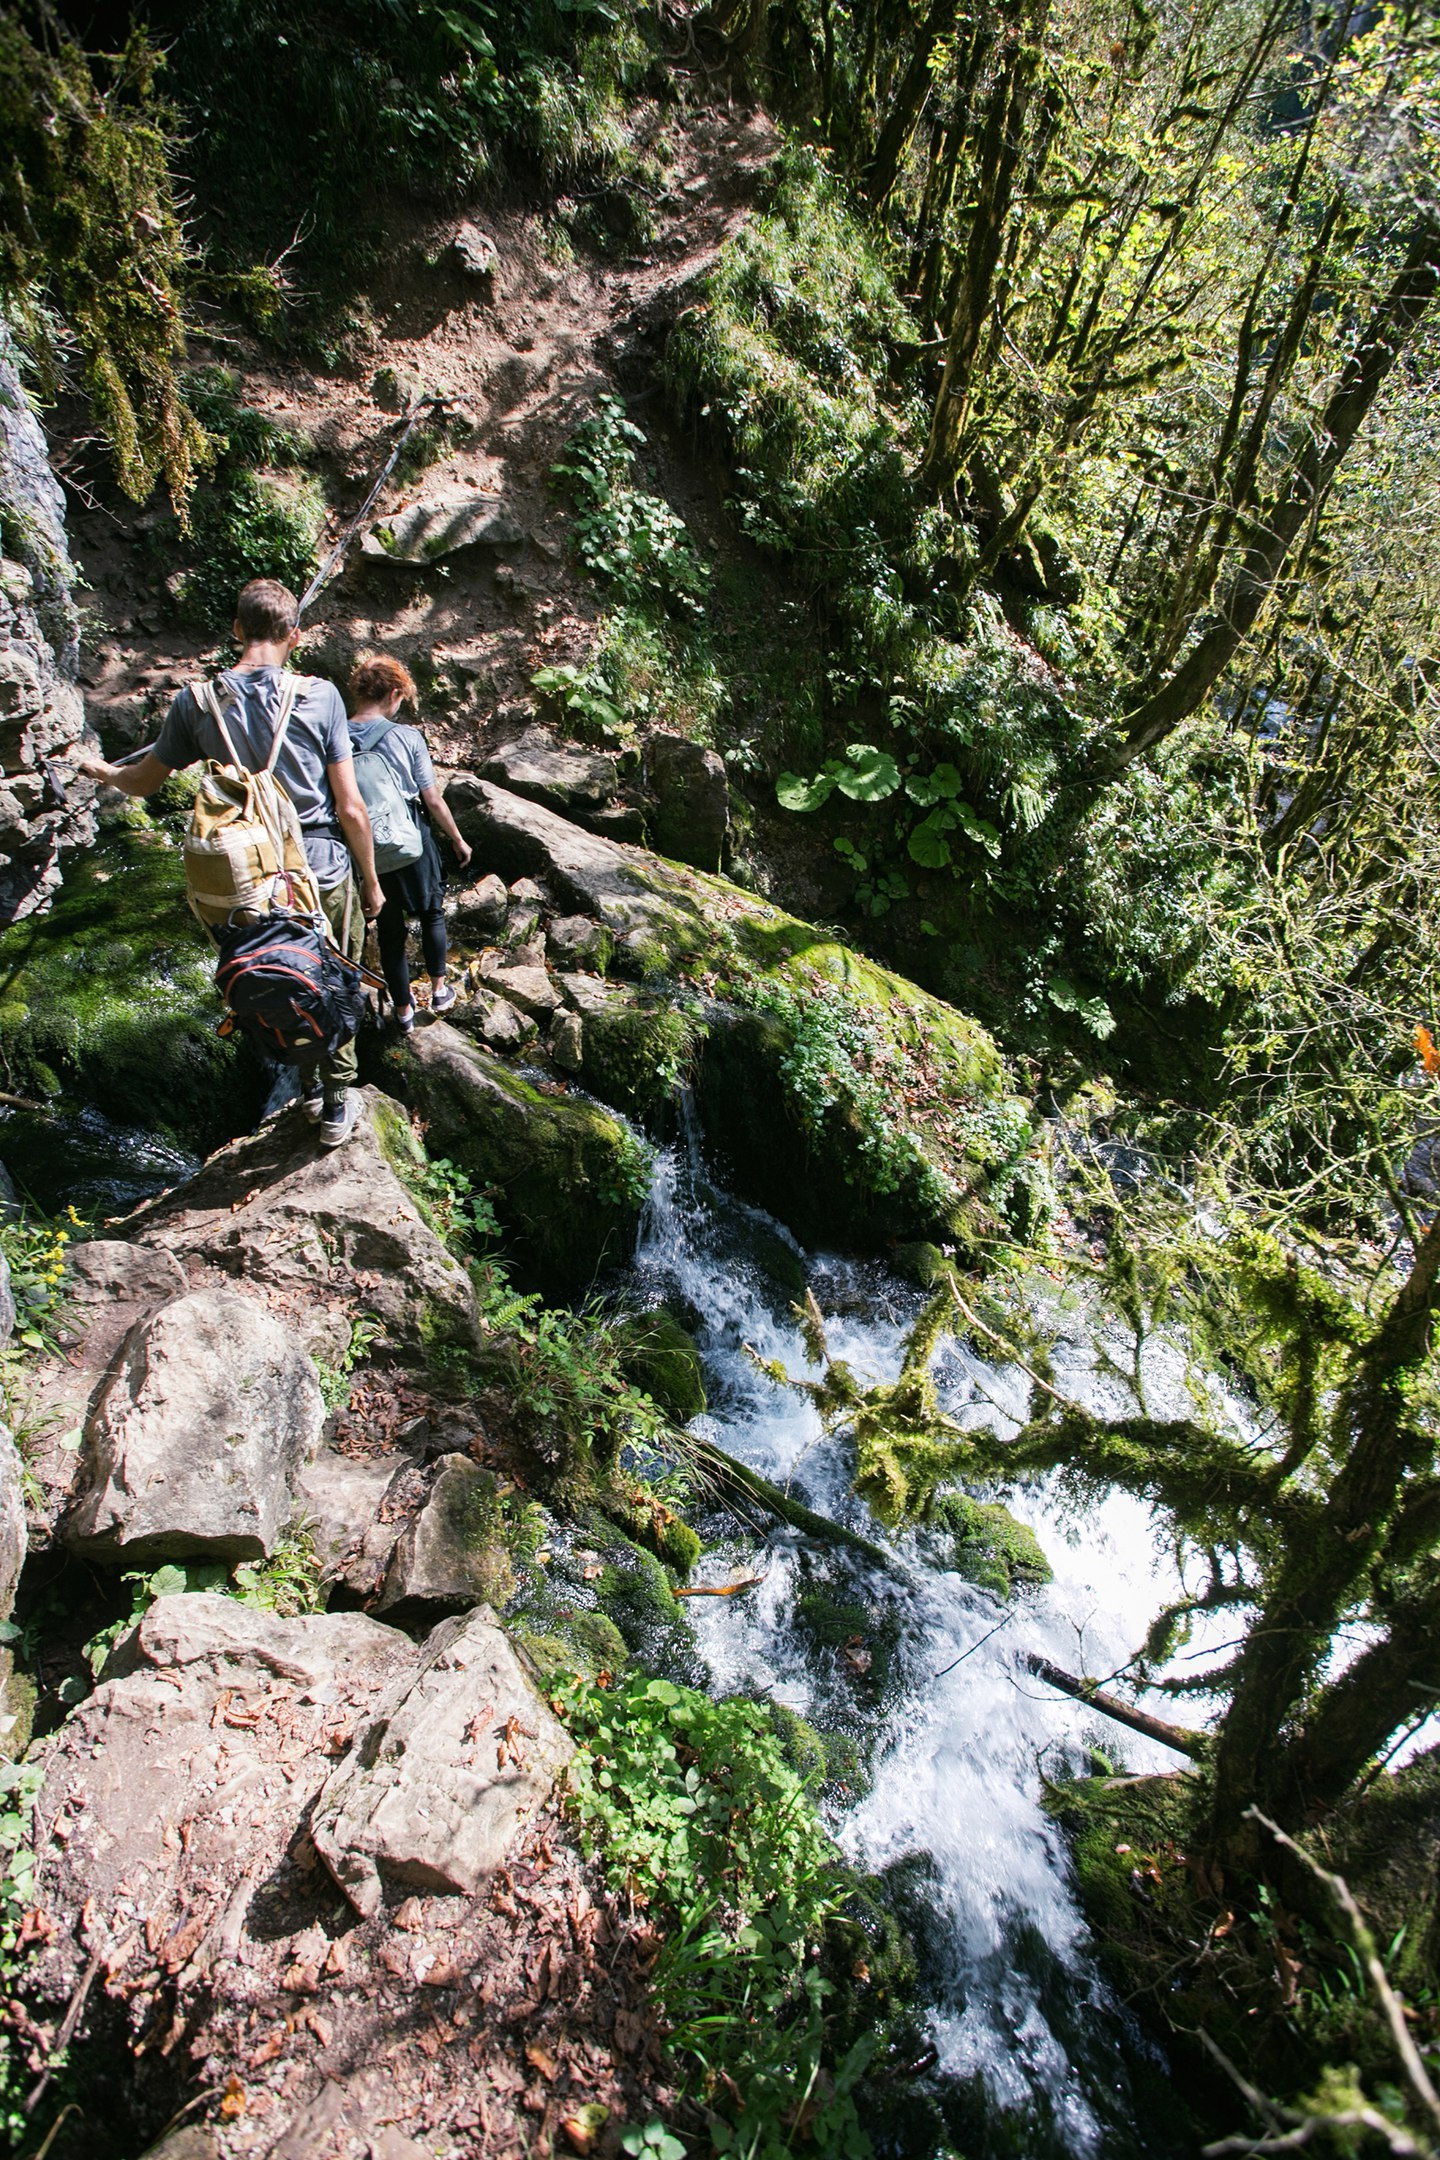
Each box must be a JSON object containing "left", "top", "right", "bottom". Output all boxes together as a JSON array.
[{"left": 318, "top": 1090, "right": 361, "bottom": 1150}]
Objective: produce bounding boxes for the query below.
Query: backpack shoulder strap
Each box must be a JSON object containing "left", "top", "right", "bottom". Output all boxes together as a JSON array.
[
  {"left": 264, "top": 674, "right": 300, "bottom": 773},
  {"left": 351, "top": 718, "right": 395, "bottom": 751},
  {"left": 194, "top": 677, "right": 243, "bottom": 768}
]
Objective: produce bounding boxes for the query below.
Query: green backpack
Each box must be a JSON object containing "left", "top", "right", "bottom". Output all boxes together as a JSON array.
[{"left": 351, "top": 719, "right": 425, "bottom": 876}]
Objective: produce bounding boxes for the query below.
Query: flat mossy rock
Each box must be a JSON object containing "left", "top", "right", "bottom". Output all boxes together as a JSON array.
[
  {"left": 921, "top": 1491, "right": 1052, "bottom": 1597},
  {"left": 446, "top": 779, "right": 1016, "bottom": 1253},
  {"left": 398, "top": 1022, "right": 650, "bottom": 1296}
]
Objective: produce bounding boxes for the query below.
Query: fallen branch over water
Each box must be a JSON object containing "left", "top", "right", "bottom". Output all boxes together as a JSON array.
[
  {"left": 690, "top": 1437, "right": 893, "bottom": 1569},
  {"left": 1023, "top": 1655, "right": 1204, "bottom": 1759}
]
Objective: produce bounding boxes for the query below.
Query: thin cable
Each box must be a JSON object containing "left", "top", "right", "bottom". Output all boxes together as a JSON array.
[
  {"left": 297, "top": 395, "right": 445, "bottom": 617},
  {"left": 934, "top": 1608, "right": 1015, "bottom": 1679}
]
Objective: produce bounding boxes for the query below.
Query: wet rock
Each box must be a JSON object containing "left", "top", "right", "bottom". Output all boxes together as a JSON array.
[
  {"left": 362, "top": 493, "right": 522, "bottom": 564},
  {"left": 646, "top": 732, "right": 729, "bottom": 871},
  {"left": 547, "top": 913, "right": 611, "bottom": 972},
  {"left": 451, "top": 869, "right": 509, "bottom": 936},
  {"left": 614, "top": 1310, "right": 706, "bottom": 1421},
  {"left": 451, "top": 221, "right": 499, "bottom": 281},
  {"left": 481, "top": 726, "right": 621, "bottom": 824},
  {"left": 378, "top": 1455, "right": 516, "bottom": 1614},
  {"left": 126, "top": 1089, "right": 482, "bottom": 1362},
  {"left": 0, "top": 322, "right": 99, "bottom": 922},
  {"left": 312, "top": 1605, "right": 573, "bottom": 1918},
  {"left": 401, "top": 1021, "right": 648, "bottom": 1294},
  {"left": 64, "top": 1287, "right": 324, "bottom": 1563}
]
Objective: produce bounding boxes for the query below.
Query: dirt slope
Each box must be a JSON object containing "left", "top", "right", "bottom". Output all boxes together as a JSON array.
[{"left": 67, "top": 96, "right": 777, "bottom": 778}]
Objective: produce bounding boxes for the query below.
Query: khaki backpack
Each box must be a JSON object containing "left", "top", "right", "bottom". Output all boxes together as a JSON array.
[{"left": 183, "top": 676, "right": 324, "bottom": 931}]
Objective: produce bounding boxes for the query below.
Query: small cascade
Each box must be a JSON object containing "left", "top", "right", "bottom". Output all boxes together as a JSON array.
[{"left": 630, "top": 1110, "right": 1235, "bottom": 2158}]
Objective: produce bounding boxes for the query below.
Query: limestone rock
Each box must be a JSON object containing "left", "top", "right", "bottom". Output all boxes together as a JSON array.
[
  {"left": 646, "top": 732, "right": 729, "bottom": 870},
  {"left": 64, "top": 1287, "right": 325, "bottom": 1563},
  {"left": 485, "top": 963, "right": 559, "bottom": 1019},
  {"left": 481, "top": 726, "right": 621, "bottom": 823},
  {"left": 363, "top": 494, "right": 522, "bottom": 564},
  {"left": 311, "top": 1606, "right": 573, "bottom": 1917},
  {"left": 547, "top": 1009, "right": 584, "bottom": 1074},
  {"left": 547, "top": 913, "right": 611, "bottom": 972},
  {"left": 33, "top": 1593, "right": 415, "bottom": 1965},
  {"left": 451, "top": 870, "right": 509, "bottom": 936},
  {"left": 451, "top": 221, "right": 499, "bottom": 281},
  {"left": 459, "top": 990, "right": 536, "bottom": 1054},
  {"left": 0, "top": 323, "right": 99, "bottom": 922},
  {"left": 126, "top": 1089, "right": 482, "bottom": 1362},
  {"left": 378, "top": 1455, "right": 516, "bottom": 1614},
  {"left": 297, "top": 1446, "right": 411, "bottom": 1597},
  {"left": 0, "top": 1250, "right": 11, "bottom": 1345},
  {"left": 401, "top": 1022, "right": 648, "bottom": 1293}
]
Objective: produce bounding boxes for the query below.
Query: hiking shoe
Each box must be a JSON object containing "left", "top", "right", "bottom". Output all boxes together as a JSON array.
[
  {"left": 431, "top": 982, "right": 457, "bottom": 1016},
  {"left": 299, "top": 1083, "right": 324, "bottom": 1125},
  {"left": 394, "top": 1004, "right": 416, "bottom": 1035},
  {"left": 318, "top": 1089, "right": 361, "bottom": 1150}
]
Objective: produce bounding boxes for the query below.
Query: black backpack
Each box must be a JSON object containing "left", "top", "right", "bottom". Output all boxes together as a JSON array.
[{"left": 213, "top": 914, "right": 367, "bottom": 1065}]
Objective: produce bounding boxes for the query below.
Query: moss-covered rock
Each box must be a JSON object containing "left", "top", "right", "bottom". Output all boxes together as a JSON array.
[
  {"left": 922, "top": 1490, "right": 1052, "bottom": 1597},
  {"left": 614, "top": 1307, "right": 706, "bottom": 1421},
  {"left": 446, "top": 777, "right": 1025, "bottom": 1256},
  {"left": 0, "top": 831, "right": 260, "bottom": 1160},
  {"left": 397, "top": 1021, "right": 652, "bottom": 1296},
  {"left": 794, "top": 1574, "right": 905, "bottom": 1708}
]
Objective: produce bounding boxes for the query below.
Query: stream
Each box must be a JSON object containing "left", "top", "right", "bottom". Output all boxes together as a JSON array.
[{"left": 628, "top": 1115, "right": 1222, "bottom": 2159}]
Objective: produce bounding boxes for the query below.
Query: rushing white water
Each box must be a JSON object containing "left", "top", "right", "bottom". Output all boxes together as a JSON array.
[{"left": 630, "top": 1127, "right": 1238, "bottom": 2158}]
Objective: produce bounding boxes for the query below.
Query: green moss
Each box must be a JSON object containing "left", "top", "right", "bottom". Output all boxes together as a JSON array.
[
  {"left": 587, "top": 1522, "right": 705, "bottom": 1687},
  {"left": 398, "top": 1031, "right": 653, "bottom": 1295},
  {"left": 795, "top": 1580, "right": 903, "bottom": 1706},
  {"left": 581, "top": 994, "right": 703, "bottom": 1119},
  {"left": 613, "top": 1308, "right": 706, "bottom": 1421},
  {"left": 923, "top": 1491, "right": 1052, "bottom": 1597},
  {"left": 0, "top": 832, "right": 257, "bottom": 1151}
]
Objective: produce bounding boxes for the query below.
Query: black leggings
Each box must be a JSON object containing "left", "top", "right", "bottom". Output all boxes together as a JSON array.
[{"left": 375, "top": 822, "right": 449, "bottom": 1011}]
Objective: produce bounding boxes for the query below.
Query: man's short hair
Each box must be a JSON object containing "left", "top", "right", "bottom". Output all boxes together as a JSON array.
[
  {"left": 235, "top": 578, "right": 299, "bottom": 642},
  {"left": 349, "top": 652, "right": 418, "bottom": 710}
]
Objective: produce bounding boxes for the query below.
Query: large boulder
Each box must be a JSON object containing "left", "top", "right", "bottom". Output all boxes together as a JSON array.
[
  {"left": 481, "top": 724, "right": 622, "bottom": 825},
  {"left": 645, "top": 731, "right": 729, "bottom": 870},
  {"left": 400, "top": 1022, "right": 649, "bottom": 1294},
  {"left": 125, "top": 1090, "right": 482, "bottom": 1362},
  {"left": 63, "top": 1286, "right": 324, "bottom": 1563},
  {"left": 28, "top": 1591, "right": 661, "bottom": 2155},
  {"left": 312, "top": 1605, "right": 573, "bottom": 1918},
  {"left": 0, "top": 1421, "right": 22, "bottom": 1622},
  {"left": 362, "top": 492, "right": 522, "bottom": 563}
]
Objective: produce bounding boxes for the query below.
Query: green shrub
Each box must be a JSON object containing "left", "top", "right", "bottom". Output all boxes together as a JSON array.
[
  {"left": 176, "top": 469, "right": 324, "bottom": 634},
  {"left": 559, "top": 1670, "right": 875, "bottom": 2160},
  {"left": 552, "top": 395, "right": 708, "bottom": 620}
]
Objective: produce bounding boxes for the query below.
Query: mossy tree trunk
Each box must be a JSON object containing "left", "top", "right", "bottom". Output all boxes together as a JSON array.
[{"left": 1209, "top": 1211, "right": 1440, "bottom": 1853}]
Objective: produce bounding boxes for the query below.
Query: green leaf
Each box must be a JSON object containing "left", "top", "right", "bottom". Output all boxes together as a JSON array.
[
  {"left": 954, "top": 803, "right": 1002, "bottom": 858},
  {"left": 645, "top": 1679, "right": 682, "bottom": 1707},
  {"left": 905, "top": 761, "right": 965, "bottom": 806},
  {"left": 835, "top": 745, "right": 900, "bottom": 801},
  {"left": 776, "top": 770, "right": 838, "bottom": 813},
  {"left": 147, "top": 1564, "right": 189, "bottom": 1599},
  {"left": 907, "top": 813, "right": 953, "bottom": 869}
]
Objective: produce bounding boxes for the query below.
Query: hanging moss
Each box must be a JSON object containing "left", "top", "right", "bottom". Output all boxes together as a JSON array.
[{"left": 0, "top": 6, "right": 207, "bottom": 508}]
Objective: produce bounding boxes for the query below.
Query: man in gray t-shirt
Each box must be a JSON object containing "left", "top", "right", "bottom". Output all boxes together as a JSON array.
[{"left": 76, "top": 577, "right": 382, "bottom": 1151}]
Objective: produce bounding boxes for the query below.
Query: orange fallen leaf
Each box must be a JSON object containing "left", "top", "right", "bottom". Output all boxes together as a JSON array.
[
  {"left": 219, "top": 2075, "right": 247, "bottom": 2120},
  {"left": 526, "top": 2041, "right": 559, "bottom": 2082},
  {"left": 672, "top": 1576, "right": 766, "bottom": 1600}
]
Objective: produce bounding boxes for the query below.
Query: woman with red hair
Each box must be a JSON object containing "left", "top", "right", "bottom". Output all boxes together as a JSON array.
[{"left": 347, "top": 654, "right": 472, "bottom": 1031}]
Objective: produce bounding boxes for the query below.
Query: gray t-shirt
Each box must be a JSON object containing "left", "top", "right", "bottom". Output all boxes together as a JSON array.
[
  {"left": 349, "top": 718, "right": 436, "bottom": 801},
  {"left": 156, "top": 667, "right": 354, "bottom": 888}
]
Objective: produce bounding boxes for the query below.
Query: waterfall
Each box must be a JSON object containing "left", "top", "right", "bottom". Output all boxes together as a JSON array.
[{"left": 629, "top": 1113, "right": 1227, "bottom": 2158}]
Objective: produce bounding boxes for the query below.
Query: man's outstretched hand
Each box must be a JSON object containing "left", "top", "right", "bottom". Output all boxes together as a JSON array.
[{"left": 362, "top": 879, "right": 385, "bottom": 922}]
